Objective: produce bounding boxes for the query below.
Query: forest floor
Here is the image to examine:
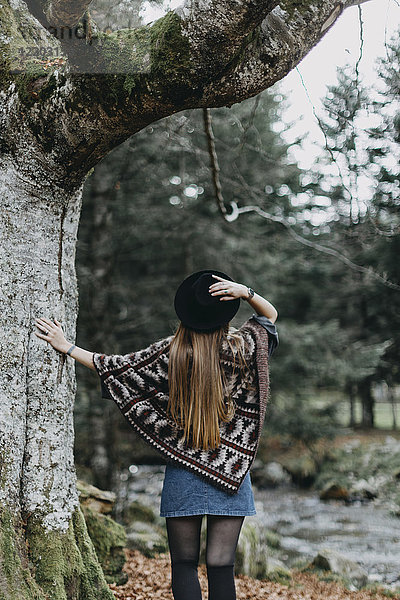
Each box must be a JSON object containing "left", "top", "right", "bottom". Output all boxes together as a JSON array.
[{"left": 108, "top": 549, "right": 399, "bottom": 600}]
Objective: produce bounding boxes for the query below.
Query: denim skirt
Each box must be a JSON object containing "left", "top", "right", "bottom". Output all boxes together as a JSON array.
[{"left": 159, "top": 462, "right": 256, "bottom": 517}]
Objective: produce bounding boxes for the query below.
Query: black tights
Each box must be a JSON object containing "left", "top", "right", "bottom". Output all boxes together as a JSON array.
[{"left": 166, "top": 514, "right": 245, "bottom": 600}]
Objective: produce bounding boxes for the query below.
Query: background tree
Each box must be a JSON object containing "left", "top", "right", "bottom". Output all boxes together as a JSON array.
[
  {"left": 306, "top": 44, "right": 400, "bottom": 428},
  {"left": 366, "top": 34, "right": 400, "bottom": 405}
]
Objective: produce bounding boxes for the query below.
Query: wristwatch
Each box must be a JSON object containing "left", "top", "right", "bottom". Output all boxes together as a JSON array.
[{"left": 247, "top": 287, "right": 255, "bottom": 299}]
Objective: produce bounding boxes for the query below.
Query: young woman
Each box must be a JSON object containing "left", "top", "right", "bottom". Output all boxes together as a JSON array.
[{"left": 34, "top": 270, "right": 278, "bottom": 600}]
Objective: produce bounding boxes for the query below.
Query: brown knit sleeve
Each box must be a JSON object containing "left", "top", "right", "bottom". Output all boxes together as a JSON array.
[
  {"left": 92, "top": 337, "right": 170, "bottom": 376},
  {"left": 92, "top": 336, "right": 172, "bottom": 402}
]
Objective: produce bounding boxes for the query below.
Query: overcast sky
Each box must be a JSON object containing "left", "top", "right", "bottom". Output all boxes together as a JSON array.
[
  {"left": 141, "top": 1, "right": 400, "bottom": 168},
  {"left": 277, "top": 0, "right": 400, "bottom": 168}
]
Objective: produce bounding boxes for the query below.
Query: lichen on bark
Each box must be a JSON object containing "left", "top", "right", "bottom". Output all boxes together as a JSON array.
[
  {"left": 24, "top": 504, "right": 114, "bottom": 600},
  {"left": 0, "top": 446, "right": 12, "bottom": 495}
]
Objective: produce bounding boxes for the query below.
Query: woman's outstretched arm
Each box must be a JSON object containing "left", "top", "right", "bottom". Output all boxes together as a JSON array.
[{"left": 34, "top": 317, "right": 96, "bottom": 371}]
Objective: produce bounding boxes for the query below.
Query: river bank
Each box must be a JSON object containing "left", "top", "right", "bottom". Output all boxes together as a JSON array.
[
  {"left": 107, "top": 428, "right": 400, "bottom": 595},
  {"left": 108, "top": 548, "right": 398, "bottom": 600},
  {"left": 76, "top": 428, "right": 400, "bottom": 597},
  {"left": 254, "top": 428, "right": 400, "bottom": 515},
  {"left": 111, "top": 466, "right": 400, "bottom": 594}
]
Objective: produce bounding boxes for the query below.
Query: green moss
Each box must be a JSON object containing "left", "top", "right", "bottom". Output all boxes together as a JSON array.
[
  {"left": 81, "top": 506, "right": 127, "bottom": 585},
  {"left": 95, "top": 11, "right": 191, "bottom": 76},
  {"left": 2, "top": 7, "right": 194, "bottom": 111},
  {"left": 122, "top": 500, "right": 156, "bottom": 524},
  {"left": 0, "top": 505, "right": 47, "bottom": 600},
  {"left": 123, "top": 74, "right": 137, "bottom": 96},
  {"left": 279, "top": 0, "right": 322, "bottom": 17},
  {"left": 12, "top": 60, "right": 70, "bottom": 108},
  {"left": 0, "top": 4, "right": 18, "bottom": 91},
  {"left": 265, "top": 563, "right": 292, "bottom": 585},
  {"left": 235, "top": 520, "right": 269, "bottom": 578},
  {"left": 90, "top": 11, "right": 193, "bottom": 104},
  {"left": 264, "top": 529, "right": 281, "bottom": 549},
  {"left": 149, "top": 11, "right": 191, "bottom": 77},
  {"left": 0, "top": 2, "right": 64, "bottom": 106},
  {"left": 25, "top": 504, "right": 114, "bottom": 600},
  {"left": 96, "top": 26, "right": 152, "bottom": 75}
]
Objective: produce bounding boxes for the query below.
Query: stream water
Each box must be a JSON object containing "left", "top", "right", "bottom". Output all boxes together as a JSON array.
[
  {"left": 118, "top": 464, "right": 400, "bottom": 592},
  {"left": 253, "top": 485, "right": 400, "bottom": 591}
]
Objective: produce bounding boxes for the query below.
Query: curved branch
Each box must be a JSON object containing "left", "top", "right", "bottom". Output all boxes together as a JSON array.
[
  {"left": 228, "top": 203, "right": 400, "bottom": 291},
  {"left": 175, "top": 0, "right": 278, "bottom": 79},
  {"left": 201, "top": 1, "right": 352, "bottom": 106},
  {"left": 2, "top": 0, "right": 382, "bottom": 187}
]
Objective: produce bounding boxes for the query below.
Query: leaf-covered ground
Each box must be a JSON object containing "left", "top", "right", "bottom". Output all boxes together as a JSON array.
[{"left": 108, "top": 549, "right": 399, "bottom": 600}]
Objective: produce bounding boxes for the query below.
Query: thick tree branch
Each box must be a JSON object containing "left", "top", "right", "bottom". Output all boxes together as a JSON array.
[
  {"left": 200, "top": 1, "right": 362, "bottom": 106},
  {"left": 175, "top": 0, "right": 278, "bottom": 79},
  {"left": 1, "top": 0, "right": 381, "bottom": 189}
]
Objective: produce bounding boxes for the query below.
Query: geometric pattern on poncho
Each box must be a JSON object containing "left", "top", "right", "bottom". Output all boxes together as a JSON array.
[{"left": 92, "top": 317, "right": 270, "bottom": 495}]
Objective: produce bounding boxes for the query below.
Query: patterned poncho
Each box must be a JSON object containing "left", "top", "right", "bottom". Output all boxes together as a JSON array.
[{"left": 92, "top": 316, "right": 270, "bottom": 495}]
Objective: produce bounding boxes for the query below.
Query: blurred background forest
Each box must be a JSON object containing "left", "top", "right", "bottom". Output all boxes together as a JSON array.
[{"left": 72, "top": 0, "right": 400, "bottom": 493}]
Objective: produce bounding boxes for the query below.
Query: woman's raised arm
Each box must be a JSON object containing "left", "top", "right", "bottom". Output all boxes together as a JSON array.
[
  {"left": 245, "top": 291, "right": 278, "bottom": 323},
  {"left": 208, "top": 275, "right": 278, "bottom": 323},
  {"left": 34, "top": 317, "right": 96, "bottom": 371}
]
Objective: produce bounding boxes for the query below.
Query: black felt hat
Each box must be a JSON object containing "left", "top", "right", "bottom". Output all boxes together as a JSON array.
[{"left": 174, "top": 270, "right": 240, "bottom": 332}]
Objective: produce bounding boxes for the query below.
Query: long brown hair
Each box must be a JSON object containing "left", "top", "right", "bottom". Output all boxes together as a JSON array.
[{"left": 167, "top": 322, "right": 248, "bottom": 450}]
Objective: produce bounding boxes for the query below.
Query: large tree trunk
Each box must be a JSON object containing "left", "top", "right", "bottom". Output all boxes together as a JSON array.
[{"left": 0, "top": 154, "right": 113, "bottom": 598}]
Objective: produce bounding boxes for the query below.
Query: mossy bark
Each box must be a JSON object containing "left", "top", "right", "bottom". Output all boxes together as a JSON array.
[
  {"left": 0, "top": 504, "right": 114, "bottom": 600},
  {"left": 0, "top": 506, "right": 46, "bottom": 600}
]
